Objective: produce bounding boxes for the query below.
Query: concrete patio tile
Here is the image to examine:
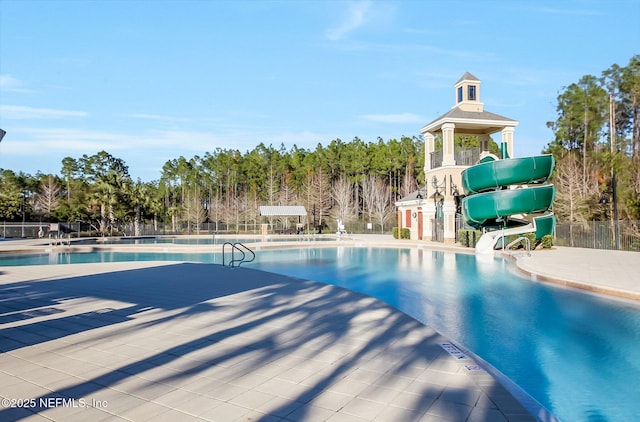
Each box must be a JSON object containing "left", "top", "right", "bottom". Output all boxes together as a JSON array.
[
  {"left": 118, "top": 401, "right": 173, "bottom": 421},
  {"left": 228, "top": 389, "right": 277, "bottom": 409},
  {"left": 275, "top": 366, "right": 318, "bottom": 384},
  {"left": 344, "top": 368, "right": 383, "bottom": 384},
  {"left": 199, "top": 382, "right": 249, "bottom": 402},
  {"left": 325, "top": 412, "right": 369, "bottom": 422},
  {"left": 309, "top": 390, "right": 353, "bottom": 412},
  {"left": 90, "top": 389, "right": 149, "bottom": 415},
  {"left": 109, "top": 376, "right": 177, "bottom": 401},
  {"left": 423, "top": 398, "right": 473, "bottom": 421},
  {"left": 325, "top": 378, "right": 369, "bottom": 397},
  {"left": 198, "top": 401, "right": 250, "bottom": 422},
  {"left": 438, "top": 387, "right": 482, "bottom": 407},
  {"left": 260, "top": 396, "right": 306, "bottom": 418},
  {"left": 355, "top": 385, "right": 400, "bottom": 405},
  {"left": 466, "top": 406, "right": 509, "bottom": 422},
  {"left": 45, "top": 406, "right": 115, "bottom": 422},
  {"left": 385, "top": 391, "right": 435, "bottom": 414},
  {"left": 371, "top": 372, "right": 414, "bottom": 392},
  {"left": 285, "top": 403, "right": 337, "bottom": 422},
  {"left": 228, "top": 371, "right": 271, "bottom": 390},
  {"left": 143, "top": 407, "right": 204, "bottom": 421},
  {"left": 399, "top": 379, "right": 444, "bottom": 398},
  {"left": 340, "top": 397, "right": 386, "bottom": 420},
  {"left": 374, "top": 404, "right": 423, "bottom": 422}
]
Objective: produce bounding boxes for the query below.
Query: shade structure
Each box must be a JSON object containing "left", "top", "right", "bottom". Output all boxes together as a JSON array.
[{"left": 258, "top": 206, "right": 307, "bottom": 217}]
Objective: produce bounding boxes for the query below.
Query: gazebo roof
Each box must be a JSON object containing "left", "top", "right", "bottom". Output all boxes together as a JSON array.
[
  {"left": 456, "top": 71, "right": 480, "bottom": 84},
  {"left": 420, "top": 107, "right": 518, "bottom": 135},
  {"left": 259, "top": 206, "right": 307, "bottom": 217}
]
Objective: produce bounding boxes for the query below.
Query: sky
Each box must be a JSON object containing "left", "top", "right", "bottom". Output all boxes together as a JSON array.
[{"left": 1, "top": 0, "right": 639, "bottom": 182}]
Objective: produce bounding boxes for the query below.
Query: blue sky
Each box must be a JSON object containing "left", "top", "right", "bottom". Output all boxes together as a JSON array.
[{"left": 1, "top": 0, "right": 638, "bottom": 181}]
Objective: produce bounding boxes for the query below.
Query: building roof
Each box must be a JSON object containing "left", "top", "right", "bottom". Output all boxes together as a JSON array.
[
  {"left": 421, "top": 107, "right": 518, "bottom": 134},
  {"left": 259, "top": 206, "right": 307, "bottom": 217},
  {"left": 395, "top": 189, "right": 427, "bottom": 204},
  {"left": 456, "top": 71, "right": 480, "bottom": 84}
]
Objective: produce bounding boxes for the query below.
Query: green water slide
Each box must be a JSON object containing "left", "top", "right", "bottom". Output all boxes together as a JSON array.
[
  {"left": 461, "top": 185, "right": 555, "bottom": 226},
  {"left": 462, "top": 154, "right": 554, "bottom": 195},
  {"left": 461, "top": 155, "right": 556, "bottom": 245}
]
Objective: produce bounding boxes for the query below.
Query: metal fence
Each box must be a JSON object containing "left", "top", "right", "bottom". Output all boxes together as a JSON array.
[
  {"left": 5, "top": 220, "right": 638, "bottom": 252},
  {"left": 1, "top": 220, "right": 397, "bottom": 239},
  {"left": 555, "top": 220, "right": 640, "bottom": 251}
]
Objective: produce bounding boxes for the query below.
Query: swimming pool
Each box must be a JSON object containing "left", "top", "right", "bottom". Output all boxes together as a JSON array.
[{"left": 1, "top": 246, "right": 639, "bottom": 421}]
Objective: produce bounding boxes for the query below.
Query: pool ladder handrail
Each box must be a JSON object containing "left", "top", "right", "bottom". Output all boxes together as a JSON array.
[
  {"left": 222, "top": 242, "right": 255, "bottom": 268},
  {"left": 504, "top": 236, "right": 531, "bottom": 257}
]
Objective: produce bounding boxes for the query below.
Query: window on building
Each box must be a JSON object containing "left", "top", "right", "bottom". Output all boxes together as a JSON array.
[
  {"left": 457, "top": 86, "right": 463, "bottom": 103},
  {"left": 405, "top": 210, "right": 412, "bottom": 228},
  {"left": 468, "top": 85, "right": 477, "bottom": 101}
]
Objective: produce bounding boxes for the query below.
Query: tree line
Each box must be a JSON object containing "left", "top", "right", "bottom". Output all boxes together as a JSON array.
[
  {"left": 0, "top": 137, "right": 424, "bottom": 235},
  {"left": 547, "top": 55, "right": 639, "bottom": 224}
]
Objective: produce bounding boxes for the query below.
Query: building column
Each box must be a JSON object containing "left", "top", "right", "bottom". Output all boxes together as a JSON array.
[
  {"left": 501, "top": 126, "right": 515, "bottom": 158},
  {"left": 442, "top": 123, "right": 455, "bottom": 166},
  {"left": 424, "top": 132, "right": 435, "bottom": 172},
  {"left": 443, "top": 200, "right": 457, "bottom": 243},
  {"left": 478, "top": 134, "right": 490, "bottom": 154}
]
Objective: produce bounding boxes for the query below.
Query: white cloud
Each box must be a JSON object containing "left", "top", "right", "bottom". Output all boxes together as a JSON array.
[
  {"left": 0, "top": 75, "right": 36, "bottom": 93},
  {"left": 129, "top": 113, "right": 191, "bottom": 123},
  {"left": 360, "top": 113, "right": 424, "bottom": 124},
  {"left": 325, "top": 0, "right": 372, "bottom": 41},
  {"left": 533, "top": 7, "right": 598, "bottom": 16},
  {"left": 0, "top": 105, "right": 88, "bottom": 119}
]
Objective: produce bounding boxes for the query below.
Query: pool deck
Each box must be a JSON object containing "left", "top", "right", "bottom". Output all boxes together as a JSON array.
[{"left": 1, "top": 236, "right": 638, "bottom": 422}]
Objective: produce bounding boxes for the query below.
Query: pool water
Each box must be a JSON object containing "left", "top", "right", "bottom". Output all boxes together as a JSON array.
[{"left": 1, "top": 246, "right": 639, "bottom": 421}]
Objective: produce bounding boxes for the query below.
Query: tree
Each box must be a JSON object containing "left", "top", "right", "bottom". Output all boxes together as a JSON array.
[
  {"left": 553, "top": 153, "right": 599, "bottom": 225},
  {"left": 362, "top": 174, "right": 393, "bottom": 232},
  {"left": 330, "top": 176, "right": 356, "bottom": 227},
  {"left": 32, "top": 174, "right": 61, "bottom": 221},
  {"left": 0, "top": 169, "right": 24, "bottom": 220},
  {"left": 182, "top": 196, "right": 207, "bottom": 234},
  {"left": 302, "top": 168, "right": 331, "bottom": 232}
]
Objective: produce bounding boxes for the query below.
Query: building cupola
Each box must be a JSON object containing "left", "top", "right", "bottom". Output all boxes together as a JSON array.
[{"left": 454, "top": 71, "right": 483, "bottom": 112}]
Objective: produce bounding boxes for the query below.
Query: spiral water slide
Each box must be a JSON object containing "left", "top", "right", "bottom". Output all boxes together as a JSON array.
[{"left": 460, "top": 155, "right": 556, "bottom": 253}]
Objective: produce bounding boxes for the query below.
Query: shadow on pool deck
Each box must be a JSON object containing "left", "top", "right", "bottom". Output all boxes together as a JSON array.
[{"left": 0, "top": 263, "right": 536, "bottom": 421}]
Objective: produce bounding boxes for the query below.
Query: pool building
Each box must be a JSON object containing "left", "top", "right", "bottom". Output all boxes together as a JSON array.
[{"left": 396, "top": 72, "right": 518, "bottom": 243}]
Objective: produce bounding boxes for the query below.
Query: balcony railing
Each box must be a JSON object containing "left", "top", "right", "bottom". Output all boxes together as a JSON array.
[{"left": 430, "top": 147, "right": 480, "bottom": 169}]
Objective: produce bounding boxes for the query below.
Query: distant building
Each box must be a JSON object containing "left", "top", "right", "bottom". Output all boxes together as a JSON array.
[{"left": 396, "top": 72, "right": 518, "bottom": 243}]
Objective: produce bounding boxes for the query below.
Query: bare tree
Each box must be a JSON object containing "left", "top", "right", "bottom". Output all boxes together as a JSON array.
[
  {"left": 553, "top": 153, "right": 600, "bottom": 245},
  {"left": 302, "top": 169, "right": 331, "bottom": 231},
  {"left": 208, "top": 194, "right": 225, "bottom": 232},
  {"left": 32, "top": 174, "right": 61, "bottom": 220},
  {"left": 400, "top": 165, "right": 417, "bottom": 198},
  {"left": 369, "top": 176, "right": 394, "bottom": 233},
  {"left": 277, "top": 170, "right": 297, "bottom": 230},
  {"left": 330, "top": 175, "right": 357, "bottom": 227},
  {"left": 183, "top": 196, "right": 207, "bottom": 234}
]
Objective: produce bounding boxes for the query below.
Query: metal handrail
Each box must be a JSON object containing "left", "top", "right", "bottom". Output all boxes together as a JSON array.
[
  {"left": 505, "top": 236, "right": 531, "bottom": 256},
  {"left": 222, "top": 242, "right": 255, "bottom": 268}
]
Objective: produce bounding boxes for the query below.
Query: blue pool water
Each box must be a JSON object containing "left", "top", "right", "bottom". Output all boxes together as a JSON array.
[{"left": 1, "top": 247, "right": 639, "bottom": 421}]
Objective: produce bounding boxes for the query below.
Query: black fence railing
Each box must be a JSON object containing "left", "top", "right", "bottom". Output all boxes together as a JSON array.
[
  {"left": 555, "top": 220, "right": 640, "bottom": 251},
  {"left": 1, "top": 220, "right": 397, "bottom": 239},
  {"left": 430, "top": 147, "right": 480, "bottom": 169}
]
